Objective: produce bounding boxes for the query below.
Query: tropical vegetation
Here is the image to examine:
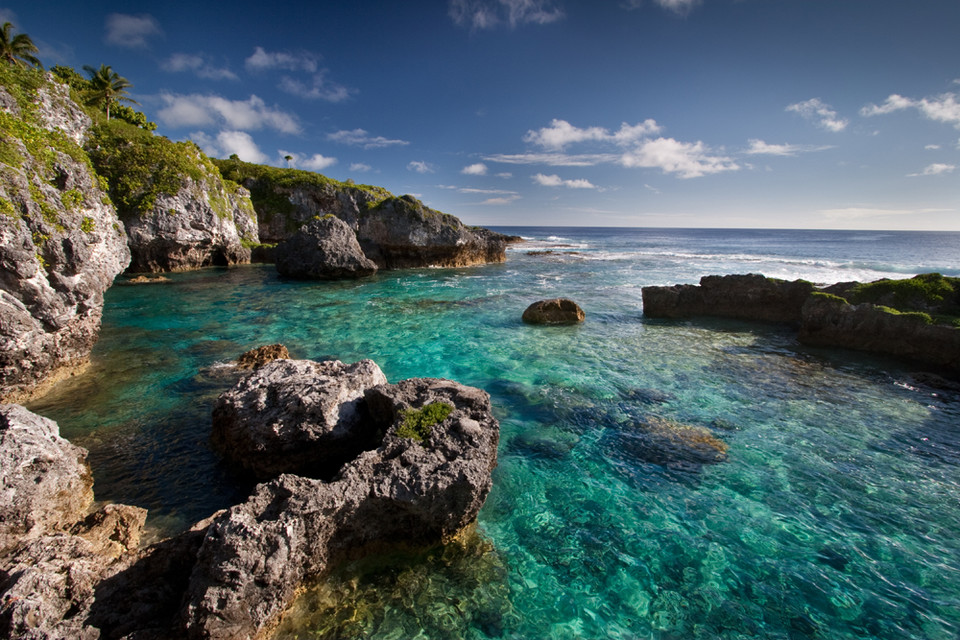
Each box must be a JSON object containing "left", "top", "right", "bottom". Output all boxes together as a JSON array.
[
  {"left": 83, "top": 64, "right": 137, "bottom": 121},
  {"left": 0, "top": 22, "right": 41, "bottom": 69}
]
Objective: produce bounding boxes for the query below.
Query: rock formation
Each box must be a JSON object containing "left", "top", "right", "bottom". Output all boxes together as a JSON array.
[
  {"left": 186, "top": 374, "right": 500, "bottom": 639},
  {"left": 642, "top": 273, "right": 960, "bottom": 372},
  {"left": 236, "top": 343, "right": 290, "bottom": 369},
  {"left": 0, "top": 69, "right": 130, "bottom": 402},
  {"left": 522, "top": 298, "right": 586, "bottom": 325},
  {"left": 212, "top": 358, "right": 389, "bottom": 479},
  {"left": 357, "top": 195, "right": 507, "bottom": 269},
  {"left": 641, "top": 274, "right": 815, "bottom": 324},
  {"left": 275, "top": 215, "right": 378, "bottom": 279},
  {"left": 87, "top": 125, "right": 258, "bottom": 273}
]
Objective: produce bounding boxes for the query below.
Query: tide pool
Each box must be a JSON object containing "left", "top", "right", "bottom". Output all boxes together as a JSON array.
[{"left": 28, "top": 228, "right": 960, "bottom": 639}]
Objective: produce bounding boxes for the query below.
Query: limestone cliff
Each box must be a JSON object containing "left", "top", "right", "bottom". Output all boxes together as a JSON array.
[
  {"left": 87, "top": 122, "right": 258, "bottom": 272},
  {"left": 0, "top": 66, "right": 129, "bottom": 401}
]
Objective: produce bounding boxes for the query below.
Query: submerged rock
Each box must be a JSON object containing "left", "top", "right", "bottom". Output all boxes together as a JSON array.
[
  {"left": 275, "top": 215, "right": 378, "bottom": 279},
  {"left": 211, "top": 358, "right": 388, "bottom": 479},
  {"left": 0, "top": 404, "right": 94, "bottom": 553},
  {"left": 186, "top": 375, "right": 500, "bottom": 639},
  {"left": 522, "top": 298, "right": 586, "bottom": 325},
  {"left": 235, "top": 343, "right": 290, "bottom": 369},
  {"left": 609, "top": 416, "right": 729, "bottom": 473}
]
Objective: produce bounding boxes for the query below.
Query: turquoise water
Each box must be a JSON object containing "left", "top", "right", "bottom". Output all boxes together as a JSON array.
[{"left": 28, "top": 228, "right": 960, "bottom": 638}]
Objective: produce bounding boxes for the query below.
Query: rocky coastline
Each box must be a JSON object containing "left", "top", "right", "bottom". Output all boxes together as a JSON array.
[
  {"left": 0, "top": 355, "right": 500, "bottom": 639},
  {"left": 642, "top": 273, "right": 960, "bottom": 373}
]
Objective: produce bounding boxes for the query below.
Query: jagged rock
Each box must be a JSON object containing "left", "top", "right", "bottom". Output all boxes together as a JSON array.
[
  {"left": 236, "top": 343, "right": 289, "bottom": 369},
  {"left": 798, "top": 294, "right": 960, "bottom": 370},
  {"left": 275, "top": 216, "right": 378, "bottom": 279},
  {"left": 125, "top": 274, "right": 170, "bottom": 284},
  {"left": 357, "top": 195, "right": 507, "bottom": 269},
  {"left": 70, "top": 503, "right": 148, "bottom": 559},
  {"left": 522, "top": 298, "right": 586, "bottom": 325},
  {"left": 0, "top": 404, "right": 94, "bottom": 553},
  {"left": 185, "top": 376, "right": 499, "bottom": 639},
  {"left": 641, "top": 274, "right": 815, "bottom": 324},
  {"left": 211, "top": 358, "right": 388, "bottom": 479},
  {"left": 0, "top": 76, "right": 130, "bottom": 402}
]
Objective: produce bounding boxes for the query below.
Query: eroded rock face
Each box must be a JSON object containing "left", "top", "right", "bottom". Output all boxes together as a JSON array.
[
  {"left": 641, "top": 274, "right": 815, "bottom": 324},
  {"left": 0, "top": 404, "right": 94, "bottom": 553},
  {"left": 275, "top": 216, "right": 378, "bottom": 279},
  {"left": 357, "top": 195, "right": 507, "bottom": 269},
  {"left": 0, "top": 79, "right": 130, "bottom": 402},
  {"left": 122, "top": 170, "right": 257, "bottom": 273},
  {"left": 212, "top": 358, "right": 388, "bottom": 479},
  {"left": 522, "top": 298, "right": 586, "bottom": 325},
  {"left": 186, "top": 376, "right": 500, "bottom": 639}
]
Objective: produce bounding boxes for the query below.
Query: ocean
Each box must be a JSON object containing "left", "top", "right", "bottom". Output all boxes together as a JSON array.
[{"left": 28, "top": 227, "right": 960, "bottom": 639}]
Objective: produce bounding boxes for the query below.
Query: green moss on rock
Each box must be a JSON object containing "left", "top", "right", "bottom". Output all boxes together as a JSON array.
[{"left": 396, "top": 402, "right": 454, "bottom": 442}]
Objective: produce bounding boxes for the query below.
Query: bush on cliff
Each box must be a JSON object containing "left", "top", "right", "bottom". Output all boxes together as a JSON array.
[{"left": 844, "top": 273, "right": 960, "bottom": 326}]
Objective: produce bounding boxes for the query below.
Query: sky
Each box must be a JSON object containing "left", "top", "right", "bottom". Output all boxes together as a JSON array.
[{"left": 6, "top": 0, "right": 960, "bottom": 230}]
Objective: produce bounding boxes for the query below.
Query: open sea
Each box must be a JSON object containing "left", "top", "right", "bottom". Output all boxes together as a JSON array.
[{"left": 27, "top": 227, "right": 960, "bottom": 639}]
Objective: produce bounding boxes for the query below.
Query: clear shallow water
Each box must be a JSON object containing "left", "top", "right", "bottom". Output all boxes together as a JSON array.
[{"left": 27, "top": 228, "right": 960, "bottom": 639}]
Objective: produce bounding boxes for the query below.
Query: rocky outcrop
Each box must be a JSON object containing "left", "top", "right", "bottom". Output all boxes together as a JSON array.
[
  {"left": 186, "top": 375, "right": 500, "bottom": 639},
  {"left": 642, "top": 273, "right": 960, "bottom": 372},
  {"left": 522, "top": 298, "right": 586, "bottom": 325},
  {"left": 0, "top": 404, "right": 94, "bottom": 553},
  {"left": 357, "top": 195, "right": 507, "bottom": 269},
  {"left": 642, "top": 274, "right": 815, "bottom": 324},
  {"left": 87, "top": 125, "right": 259, "bottom": 273},
  {"left": 275, "top": 216, "right": 378, "bottom": 279},
  {"left": 212, "top": 159, "right": 510, "bottom": 270},
  {"left": 212, "top": 358, "right": 389, "bottom": 479},
  {"left": 799, "top": 293, "right": 960, "bottom": 370},
  {"left": 0, "top": 69, "right": 130, "bottom": 402}
]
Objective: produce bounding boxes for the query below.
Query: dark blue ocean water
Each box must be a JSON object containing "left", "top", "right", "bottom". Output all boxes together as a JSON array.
[{"left": 28, "top": 228, "right": 960, "bottom": 639}]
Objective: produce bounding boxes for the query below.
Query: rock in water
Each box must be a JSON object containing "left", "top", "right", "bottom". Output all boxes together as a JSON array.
[
  {"left": 236, "top": 343, "right": 290, "bottom": 369},
  {"left": 522, "top": 298, "right": 586, "bottom": 325},
  {"left": 212, "top": 358, "right": 389, "bottom": 479},
  {"left": 0, "top": 404, "right": 94, "bottom": 553},
  {"left": 275, "top": 216, "right": 378, "bottom": 279},
  {"left": 186, "top": 376, "right": 500, "bottom": 639}
]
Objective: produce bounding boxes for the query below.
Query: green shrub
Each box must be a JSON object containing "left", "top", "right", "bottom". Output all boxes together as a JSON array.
[
  {"left": 396, "top": 402, "right": 454, "bottom": 442},
  {"left": 80, "top": 216, "right": 95, "bottom": 233}
]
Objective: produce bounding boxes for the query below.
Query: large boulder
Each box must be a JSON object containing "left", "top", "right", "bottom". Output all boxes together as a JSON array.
[
  {"left": 211, "top": 358, "right": 388, "bottom": 479},
  {"left": 522, "top": 298, "right": 586, "bottom": 325},
  {"left": 0, "top": 72, "right": 130, "bottom": 402},
  {"left": 185, "top": 376, "right": 500, "bottom": 639},
  {"left": 275, "top": 216, "right": 378, "bottom": 279},
  {"left": 642, "top": 274, "right": 815, "bottom": 324},
  {"left": 0, "top": 404, "right": 94, "bottom": 553}
]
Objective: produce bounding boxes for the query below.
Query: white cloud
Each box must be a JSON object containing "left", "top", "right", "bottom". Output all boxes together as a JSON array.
[
  {"left": 818, "top": 206, "right": 953, "bottom": 221},
  {"left": 861, "top": 92, "right": 960, "bottom": 129},
  {"left": 350, "top": 163, "right": 373, "bottom": 172},
  {"left": 245, "top": 46, "right": 318, "bottom": 72},
  {"left": 105, "top": 13, "right": 162, "bottom": 48},
  {"left": 459, "top": 187, "right": 519, "bottom": 195},
  {"left": 907, "top": 163, "right": 955, "bottom": 177},
  {"left": 620, "top": 0, "right": 702, "bottom": 14},
  {"left": 192, "top": 131, "right": 268, "bottom": 163},
  {"left": 532, "top": 173, "right": 597, "bottom": 189},
  {"left": 484, "top": 152, "right": 619, "bottom": 166},
  {"left": 278, "top": 150, "right": 337, "bottom": 171},
  {"left": 157, "top": 93, "right": 301, "bottom": 134},
  {"left": 619, "top": 138, "right": 739, "bottom": 178},
  {"left": 162, "top": 53, "right": 237, "bottom": 81},
  {"left": 449, "top": 0, "right": 564, "bottom": 29},
  {"left": 327, "top": 129, "right": 410, "bottom": 148},
  {"left": 408, "top": 161, "right": 435, "bottom": 174},
  {"left": 786, "top": 98, "right": 848, "bottom": 132},
  {"left": 524, "top": 118, "right": 661, "bottom": 150},
  {"left": 744, "top": 139, "right": 835, "bottom": 156},
  {"left": 278, "top": 72, "right": 352, "bottom": 102},
  {"left": 480, "top": 195, "right": 522, "bottom": 205},
  {"left": 925, "top": 144, "right": 941, "bottom": 150},
  {"left": 461, "top": 163, "right": 488, "bottom": 175}
]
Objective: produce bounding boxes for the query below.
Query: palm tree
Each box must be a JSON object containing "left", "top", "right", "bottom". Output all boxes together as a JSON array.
[
  {"left": 83, "top": 64, "right": 137, "bottom": 121},
  {"left": 0, "top": 22, "right": 42, "bottom": 69}
]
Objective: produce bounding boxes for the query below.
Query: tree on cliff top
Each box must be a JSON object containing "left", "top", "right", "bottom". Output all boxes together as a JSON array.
[
  {"left": 83, "top": 64, "right": 137, "bottom": 121},
  {"left": 0, "top": 22, "right": 42, "bottom": 69}
]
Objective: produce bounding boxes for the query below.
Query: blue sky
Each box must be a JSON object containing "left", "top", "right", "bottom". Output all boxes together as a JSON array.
[{"left": 7, "top": 0, "right": 960, "bottom": 230}]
